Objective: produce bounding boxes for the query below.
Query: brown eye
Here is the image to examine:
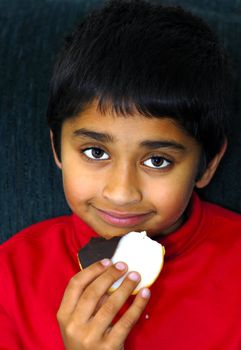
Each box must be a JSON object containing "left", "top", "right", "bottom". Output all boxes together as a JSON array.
[
  {"left": 151, "top": 157, "right": 164, "bottom": 167},
  {"left": 91, "top": 148, "right": 104, "bottom": 158},
  {"left": 143, "top": 156, "right": 171, "bottom": 169},
  {"left": 82, "top": 147, "right": 109, "bottom": 160}
]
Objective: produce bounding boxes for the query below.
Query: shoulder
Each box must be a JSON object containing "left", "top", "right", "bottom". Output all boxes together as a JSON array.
[
  {"left": 0, "top": 215, "right": 78, "bottom": 293},
  {"left": 0, "top": 215, "right": 73, "bottom": 256},
  {"left": 203, "top": 199, "right": 241, "bottom": 225},
  {"left": 200, "top": 197, "right": 241, "bottom": 245}
]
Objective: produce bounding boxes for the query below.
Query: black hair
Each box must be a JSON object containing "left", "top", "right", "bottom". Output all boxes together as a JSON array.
[{"left": 47, "top": 0, "right": 231, "bottom": 172}]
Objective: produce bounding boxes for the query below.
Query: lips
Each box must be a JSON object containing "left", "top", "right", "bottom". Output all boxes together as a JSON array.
[{"left": 94, "top": 207, "right": 153, "bottom": 227}]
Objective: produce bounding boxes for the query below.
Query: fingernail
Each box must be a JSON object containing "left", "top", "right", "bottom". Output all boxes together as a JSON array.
[
  {"left": 141, "top": 288, "right": 151, "bottom": 299},
  {"left": 128, "top": 272, "right": 140, "bottom": 281},
  {"left": 115, "top": 262, "right": 126, "bottom": 271},
  {"left": 101, "top": 259, "right": 112, "bottom": 267}
]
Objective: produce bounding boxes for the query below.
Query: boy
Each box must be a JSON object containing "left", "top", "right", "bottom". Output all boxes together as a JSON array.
[{"left": 1, "top": 0, "right": 241, "bottom": 349}]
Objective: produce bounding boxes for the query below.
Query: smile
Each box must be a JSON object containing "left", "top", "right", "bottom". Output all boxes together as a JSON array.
[{"left": 94, "top": 207, "right": 154, "bottom": 227}]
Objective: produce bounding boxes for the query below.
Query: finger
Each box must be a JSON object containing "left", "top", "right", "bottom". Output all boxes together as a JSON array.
[
  {"left": 58, "top": 259, "right": 112, "bottom": 317},
  {"left": 92, "top": 294, "right": 109, "bottom": 317},
  {"left": 107, "top": 288, "right": 151, "bottom": 347},
  {"left": 73, "top": 262, "right": 128, "bottom": 323},
  {"left": 93, "top": 271, "right": 142, "bottom": 334}
]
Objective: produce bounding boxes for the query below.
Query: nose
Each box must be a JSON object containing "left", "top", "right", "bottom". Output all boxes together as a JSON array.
[{"left": 102, "top": 163, "right": 142, "bottom": 206}]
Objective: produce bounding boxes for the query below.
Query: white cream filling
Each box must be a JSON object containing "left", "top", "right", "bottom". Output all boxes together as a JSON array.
[{"left": 110, "top": 231, "right": 164, "bottom": 293}]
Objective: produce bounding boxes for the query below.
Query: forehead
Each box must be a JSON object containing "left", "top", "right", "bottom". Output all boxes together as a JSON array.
[{"left": 62, "top": 102, "right": 199, "bottom": 149}]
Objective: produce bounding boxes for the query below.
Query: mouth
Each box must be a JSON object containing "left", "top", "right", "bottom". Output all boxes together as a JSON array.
[{"left": 93, "top": 207, "right": 154, "bottom": 228}]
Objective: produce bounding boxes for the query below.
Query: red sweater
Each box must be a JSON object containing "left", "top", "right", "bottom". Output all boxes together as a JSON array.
[{"left": 0, "top": 194, "right": 241, "bottom": 349}]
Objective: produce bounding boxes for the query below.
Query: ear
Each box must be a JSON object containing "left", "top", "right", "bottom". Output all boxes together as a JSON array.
[
  {"left": 50, "top": 130, "right": 62, "bottom": 169},
  {"left": 196, "top": 139, "right": 227, "bottom": 189}
]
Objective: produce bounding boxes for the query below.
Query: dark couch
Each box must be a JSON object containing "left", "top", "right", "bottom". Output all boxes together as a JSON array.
[{"left": 1, "top": 0, "right": 241, "bottom": 243}]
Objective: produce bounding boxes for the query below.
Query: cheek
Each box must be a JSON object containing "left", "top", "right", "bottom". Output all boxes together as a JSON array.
[
  {"left": 144, "top": 170, "right": 196, "bottom": 214},
  {"left": 61, "top": 165, "right": 100, "bottom": 207}
]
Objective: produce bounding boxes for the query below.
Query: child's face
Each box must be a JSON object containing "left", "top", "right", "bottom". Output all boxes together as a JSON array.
[{"left": 56, "top": 102, "right": 203, "bottom": 239}]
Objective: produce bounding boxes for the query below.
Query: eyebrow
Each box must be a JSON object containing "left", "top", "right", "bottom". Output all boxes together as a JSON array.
[
  {"left": 72, "top": 128, "right": 186, "bottom": 151},
  {"left": 73, "top": 128, "right": 114, "bottom": 143},
  {"left": 140, "top": 140, "right": 186, "bottom": 151}
]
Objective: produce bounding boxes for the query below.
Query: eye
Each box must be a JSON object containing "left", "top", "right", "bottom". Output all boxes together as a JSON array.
[
  {"left": 82, "top": 147, "right": 109, "bottom": 160},
  {"left": 143, "top": 156, "right": 171, "bottom": 169}
]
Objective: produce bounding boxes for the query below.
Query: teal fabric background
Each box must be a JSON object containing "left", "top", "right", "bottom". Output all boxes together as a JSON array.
[{"left": 1, "top": 0, "right": 241, "bottom": 243}]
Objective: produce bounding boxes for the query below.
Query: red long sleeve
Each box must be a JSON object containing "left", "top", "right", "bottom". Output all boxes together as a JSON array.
[{"left": 1, "top": 194, "right": 241, "bottom": 349}]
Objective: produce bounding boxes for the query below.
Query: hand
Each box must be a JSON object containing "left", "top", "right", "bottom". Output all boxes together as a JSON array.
[{"left": 57, "top": 259, "right": 150, "bottom": 350}]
